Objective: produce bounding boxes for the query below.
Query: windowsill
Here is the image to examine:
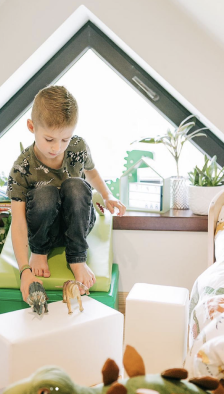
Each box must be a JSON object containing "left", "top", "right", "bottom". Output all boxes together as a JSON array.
[
  {"left": 0, "top": 210, "right": 208, "bottom": 232},
  {"left": 113, "top": 209, "right": 208, "bottom": 232}
]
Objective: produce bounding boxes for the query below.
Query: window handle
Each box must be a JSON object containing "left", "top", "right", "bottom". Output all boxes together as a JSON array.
[{"left": 132, "top": 76, "right": 160, "bottom": 101}]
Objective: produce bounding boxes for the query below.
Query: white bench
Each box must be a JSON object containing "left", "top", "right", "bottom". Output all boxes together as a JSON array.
[
  {"left": 0, "top": 297, "right": 123, "bottom": 388},
  {"left": 124, "top": 283, "right": 189, "bottom": 373}
]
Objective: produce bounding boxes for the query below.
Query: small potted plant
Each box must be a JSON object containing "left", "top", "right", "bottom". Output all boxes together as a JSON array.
[
  {"left": 133, "top": 115, "right": 207, "bottom": 209},
  {"left": 188, "top": 155, "right": 224, "bottom": 215}
]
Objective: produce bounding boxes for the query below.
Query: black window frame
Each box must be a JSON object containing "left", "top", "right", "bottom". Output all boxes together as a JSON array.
[{"left": 0, "top": 21, "right": 224, "bottom": 166}]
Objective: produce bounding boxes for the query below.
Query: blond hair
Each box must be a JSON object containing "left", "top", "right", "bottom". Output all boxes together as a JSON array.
[{"left": 31, "top": 85, "right": 78, "bottom": 129}]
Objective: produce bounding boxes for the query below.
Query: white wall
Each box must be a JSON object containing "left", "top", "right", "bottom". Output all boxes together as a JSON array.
[
  {"left": 114, "top": 230, "right": 208, "bottom": 292},
  {"left": 0, "top": 0, "right": 224, "bottom": 135}
]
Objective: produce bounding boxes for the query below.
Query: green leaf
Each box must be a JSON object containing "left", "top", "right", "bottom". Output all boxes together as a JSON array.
[
  {"left": 176, "top": 122, "right": 195, "bottom": 135},
  {"left": 139, "top": 137, "right": 162, "bottom": 144},
  {"left": 167, "top": 129, "right": 174, "bottom": 138},
  {"left": 185, "top": 131, "right": 207, "bottom": 142},
  {"left": 160, "top": 135, "right": 172, "bottom": 142},
  {"left": 201, "top": 157, "right": 209, "bottom": 173},
  {"left": 0, "top": 172, "right": 7, "bottom": 187},
  {"left": 20, "top": 142, "right": 24, "bottom": 153},
  {"left": 179, "top": 114, "right": 196, "bottom": 128},
  {"left": 133, "top": 115, "right": 207, "bottom": 178},
  {"left": 189, "top": 154, "right": 224, "bottom": 186}
]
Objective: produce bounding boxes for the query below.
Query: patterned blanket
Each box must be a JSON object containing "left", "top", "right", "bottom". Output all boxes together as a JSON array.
[{"left": 185, "top": 206, "right": 224, "bottom": 379}]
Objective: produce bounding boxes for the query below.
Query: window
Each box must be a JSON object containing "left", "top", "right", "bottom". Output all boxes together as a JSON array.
[{"left": 0, "top": 21, "right": 223, "bottom": 180}]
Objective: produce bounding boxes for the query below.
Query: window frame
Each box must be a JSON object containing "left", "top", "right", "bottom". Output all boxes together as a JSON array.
[{"left": 0, "top": 21, "right": 224, "bottom": 165}]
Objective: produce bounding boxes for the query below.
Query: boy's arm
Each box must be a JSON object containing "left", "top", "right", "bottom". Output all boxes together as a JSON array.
[
  {"left": 11, "top": 200, "right": 43, "bottom": 302},
  {"left": 84, "top": 168, "right": 126, "bottom": 217}
]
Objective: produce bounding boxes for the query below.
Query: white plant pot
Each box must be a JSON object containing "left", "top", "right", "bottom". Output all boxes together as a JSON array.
[{"left": 188, "top": 185, "right": 224, "bottom": 215}]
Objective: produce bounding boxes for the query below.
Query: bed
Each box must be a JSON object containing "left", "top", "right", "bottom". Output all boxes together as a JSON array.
[{"left": 185, "top": 188, "right": 224, "bottom": 379}]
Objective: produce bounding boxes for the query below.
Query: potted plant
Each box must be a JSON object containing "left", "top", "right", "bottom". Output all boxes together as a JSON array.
[
  {"left": 188, "top": 155, "right": 224, "bottom": 215},
  {"left": 133, "top": 115, "right": 207, "bottom": 209}
]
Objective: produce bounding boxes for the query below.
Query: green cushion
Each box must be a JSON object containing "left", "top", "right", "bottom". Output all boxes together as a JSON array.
[
  {"left": 0, "top": 212, "right": 113, "bottom": 292},
  {"left": 0, "top": 263, "right": 119, "bottom": 314}
]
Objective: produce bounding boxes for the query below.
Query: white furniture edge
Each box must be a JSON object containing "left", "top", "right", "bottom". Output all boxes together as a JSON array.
[{"left": 208, "top": 189, "right": 224, "bottom": 266}]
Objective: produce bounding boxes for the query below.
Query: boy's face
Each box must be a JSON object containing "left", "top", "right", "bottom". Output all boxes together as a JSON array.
[{"left": 27, "top": 119, "right": 75, "bottom": 164}]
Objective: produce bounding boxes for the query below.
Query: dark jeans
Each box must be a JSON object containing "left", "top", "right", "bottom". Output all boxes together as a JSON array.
[{"left": 26, "top": 178, "right": 96, "bottom": 263}]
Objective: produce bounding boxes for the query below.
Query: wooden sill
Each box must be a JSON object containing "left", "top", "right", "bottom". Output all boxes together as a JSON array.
[
  {"left": 113, "top": 209, "right": 208, "bottom": 232},
  {"left": 0, "top": 210, "right": 208, "bottom": 232}
]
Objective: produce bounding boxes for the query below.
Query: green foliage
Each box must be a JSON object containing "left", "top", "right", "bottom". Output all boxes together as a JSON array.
[
  {"left": 133, "top": 115, "right": 207, "bottom": 177},
  {"left": 0, "top": 212, "right": 11, "bottom": 253},
  {"left": 0, "top": 229, "right": 5, "bottom": 253},
  {"left": 188, "top": 155, "right": 224, "bottom": 186},
  {"left": 0, "top": 172, "right": 7, "bottom": 187},
  {"left": 2, "top": 212, "right": 11, "bottom": 235}
]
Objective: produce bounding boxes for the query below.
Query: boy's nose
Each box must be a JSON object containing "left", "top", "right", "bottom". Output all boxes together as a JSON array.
[{"left": 52, "top": 142, "right": 61, "bottom": 152}]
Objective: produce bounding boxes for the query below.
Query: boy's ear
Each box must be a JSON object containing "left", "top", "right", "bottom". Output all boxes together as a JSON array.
[{"left": 27, "top": 119, "right": 35, "bottom": 133}]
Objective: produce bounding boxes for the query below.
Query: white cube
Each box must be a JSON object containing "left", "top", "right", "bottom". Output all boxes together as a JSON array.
[
  {"left": 124, "top": 283, "right": 189, "bottom": 373},
  {"left": 0, "top": 297, "right": 123, "bottom": 388}
]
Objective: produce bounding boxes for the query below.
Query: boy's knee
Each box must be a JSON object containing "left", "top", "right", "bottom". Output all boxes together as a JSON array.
[
  {"left": 61, "top": 178, "right": 92, "bottom": 200},
  {"left": 26, "top": 186, "right": 60, "bottom": 214}
]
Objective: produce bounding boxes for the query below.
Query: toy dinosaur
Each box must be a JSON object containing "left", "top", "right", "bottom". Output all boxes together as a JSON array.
[
  {"left": 3, "top": 345, "right": 222, "bottom": 394},
  {"left": 92, "top": 190, "right": 106, "bottom": 215},
  {"left": 27, "top": 282, "right": 48, "bottom": 315},
  {"left": 56, "top": 280, "right": 90, "bottom": 314},
  {"left": 62, "top": 280, "right": 86, "bottom": 314}
]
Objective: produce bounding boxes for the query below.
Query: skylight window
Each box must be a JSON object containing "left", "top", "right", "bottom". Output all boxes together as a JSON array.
[
  {"left": 0, "top": 49, "right": 204, "bottom": 181},
  {"left": 0, "top": 21, "right": 222, "bottom": 182}
]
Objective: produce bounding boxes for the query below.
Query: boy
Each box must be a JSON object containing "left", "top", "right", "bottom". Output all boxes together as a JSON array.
[{"left": 7, "top": 85, "right": 126, "bottom": 303}]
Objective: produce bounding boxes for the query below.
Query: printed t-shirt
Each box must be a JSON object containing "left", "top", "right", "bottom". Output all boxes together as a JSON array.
[{"left": 7, "top": 135, "right": 95, "bottom": 202}]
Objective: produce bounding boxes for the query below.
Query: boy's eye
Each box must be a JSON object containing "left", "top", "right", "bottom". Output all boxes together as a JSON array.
[{"left": 45, "top": 139, "right": 53, "bottom": 142}]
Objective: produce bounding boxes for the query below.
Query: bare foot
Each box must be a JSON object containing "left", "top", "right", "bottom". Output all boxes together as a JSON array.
[
  {"left": 29, "top": 253, "right": 51, "bottom": 278},
  {"left": 69, "top": 263, "right": 96, "bottom": 295}
]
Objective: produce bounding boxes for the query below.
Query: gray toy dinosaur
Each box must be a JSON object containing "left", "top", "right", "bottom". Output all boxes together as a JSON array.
[{"left": 27, "top": 282, "right": 49, "bottom": 315}]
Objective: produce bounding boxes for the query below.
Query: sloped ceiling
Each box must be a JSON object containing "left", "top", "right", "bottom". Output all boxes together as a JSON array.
[
  {"left": 170, "top": 0, "right": 224, "bottom": 48},
  {"left": 0, "top": 0, "right": 223, "bottom": 48}
]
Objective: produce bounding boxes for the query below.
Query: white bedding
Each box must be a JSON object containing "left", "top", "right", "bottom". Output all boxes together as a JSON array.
[{"left": 185, "top": 205, "right": 224, "bottom": 379}]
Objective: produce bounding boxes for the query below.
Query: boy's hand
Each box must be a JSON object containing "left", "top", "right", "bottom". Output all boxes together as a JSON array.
[
  {"left": 104, "top": 194, "right": 126, "bottom": 217},
  {"left": 20, "top": 269, "right": 43, "bottom": 303}
]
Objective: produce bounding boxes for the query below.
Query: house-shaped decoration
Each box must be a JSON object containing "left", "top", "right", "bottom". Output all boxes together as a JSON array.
[
  {"left": 120, "top": 157, "right": 170, "bottom": 213},
  {"left": 106, "top": 150, "right": 153, "bottom": 200}
]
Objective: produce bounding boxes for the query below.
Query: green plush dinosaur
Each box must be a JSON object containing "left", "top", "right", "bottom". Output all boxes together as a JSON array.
[{"left": 3, "top": 346, "right": 221, "bottom": 394}]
